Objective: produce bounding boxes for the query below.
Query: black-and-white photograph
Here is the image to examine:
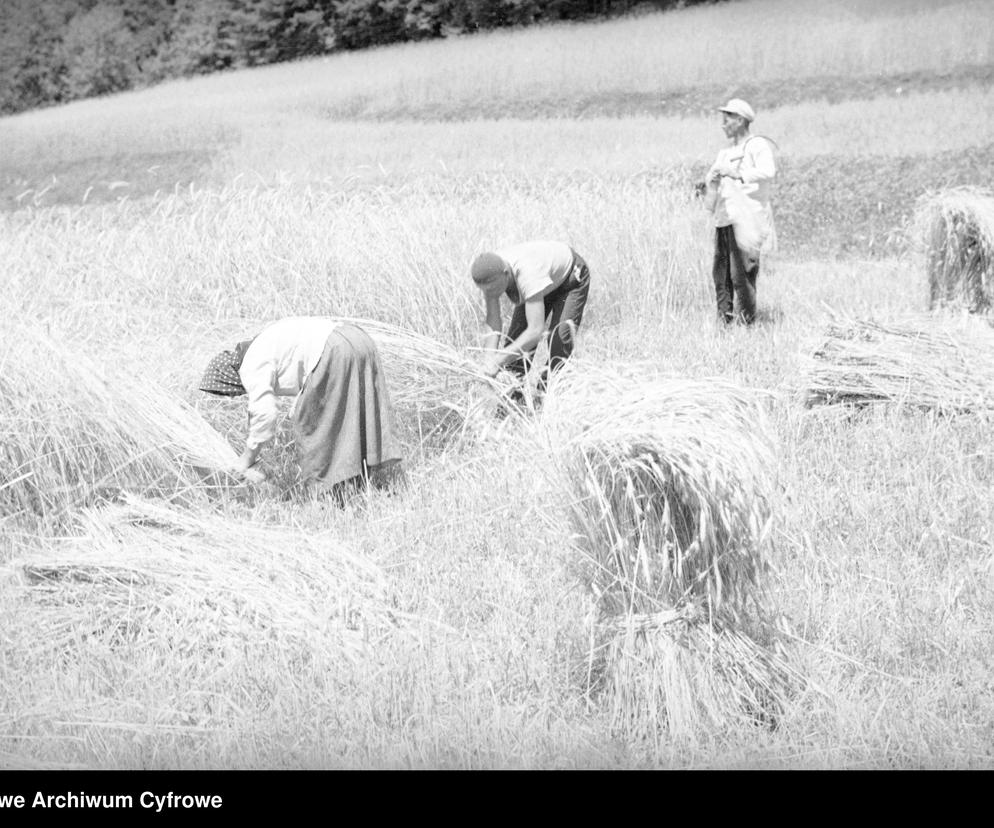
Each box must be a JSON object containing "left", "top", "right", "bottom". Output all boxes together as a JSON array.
[{"left": 1, "top": 0, "right": 993, "bottom": 779}]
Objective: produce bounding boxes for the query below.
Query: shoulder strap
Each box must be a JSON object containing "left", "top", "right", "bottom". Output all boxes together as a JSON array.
[
  {"left": 743, "top": 134, "right": 779, "bottom": 153},
  {"left": 737, "top": 134, "right": 779, "bottom": 170}
]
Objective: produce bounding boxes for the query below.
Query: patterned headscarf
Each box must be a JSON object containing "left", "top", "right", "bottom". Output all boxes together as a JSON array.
[{"left": 198, "top": 339, "right": 255, "bottom": 396}]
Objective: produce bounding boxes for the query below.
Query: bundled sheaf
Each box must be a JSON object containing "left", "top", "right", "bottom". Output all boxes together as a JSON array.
[
  {"left": 531, "top": 366, "right": 799, "bottom": 741},
  {"left": 3, "top": 495, "right": 402, "bottom": 668},
  {"left": 1, "top": 323, "right": 240, "bottom": 528},
  {"left": 802, "top": 314, "right": 994, "bottom": 413},
  {"left": 914, "top": 186, "right": 994, "bottom": 313}
]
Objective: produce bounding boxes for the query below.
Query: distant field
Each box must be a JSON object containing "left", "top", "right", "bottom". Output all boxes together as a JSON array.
[
  {"left": 5, "top": 83, "right": 993, "bottom": 259},
  {"left": 3, "top": 0, "right": 992, "bottom": 258},
  {"left": 79, "top": 0, "right": 990, "bottom": 120},
  {"left": 3, "top": 0, "right": 994, "bottom": 769}
]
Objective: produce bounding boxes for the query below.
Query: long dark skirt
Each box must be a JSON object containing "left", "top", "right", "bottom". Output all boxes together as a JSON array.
[{"left": 293, "top": 324, "right": 402, "bottom": 489}]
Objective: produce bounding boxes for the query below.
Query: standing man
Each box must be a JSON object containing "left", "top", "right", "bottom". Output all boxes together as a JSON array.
[
  {"left": 470, "top": 239, "right": 591, "bottom": 392},
  {"left": 705, "top": 98, "right": 777, "bottom": 325}
]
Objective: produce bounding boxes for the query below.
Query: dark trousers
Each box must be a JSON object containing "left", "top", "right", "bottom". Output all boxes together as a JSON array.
[
  {"left": 504, "top": 251, "right": 591, "bottom": 388},
  {"left": 713, "top": 225, "right": 759, "bottom": 324}
]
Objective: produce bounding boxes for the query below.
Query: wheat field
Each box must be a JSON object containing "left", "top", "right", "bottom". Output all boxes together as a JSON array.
[{"left": 2, "top": 0, "right": 994, "bottom": 768}]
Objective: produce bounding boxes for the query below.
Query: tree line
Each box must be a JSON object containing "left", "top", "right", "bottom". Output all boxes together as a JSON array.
[{"left": 0, "top": 0, "right": 712, "bottom": 116}]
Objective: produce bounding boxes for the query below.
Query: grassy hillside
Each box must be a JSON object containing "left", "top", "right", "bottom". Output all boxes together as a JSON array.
[
  {"left": 3, "top": 0, "right": 992, "bottom": 257},
  {"left": 2, "top": 0, "right": 994, "bottom": 769}
]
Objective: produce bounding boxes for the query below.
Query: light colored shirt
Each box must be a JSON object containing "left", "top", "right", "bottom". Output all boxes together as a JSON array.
[
  {"left": 496, "top": 240, "right": 575, "bottom": 304},
  {"left": 707, "top": 136, "right": 776, "bottom": 228},
  {"left": 239, "top": 317, "right": 342, "bottom": 450}
]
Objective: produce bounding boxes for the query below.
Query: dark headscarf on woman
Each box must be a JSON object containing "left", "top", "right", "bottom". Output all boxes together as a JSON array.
[{"left": 198, "top": 338, "right": 255, "bottom": 396}]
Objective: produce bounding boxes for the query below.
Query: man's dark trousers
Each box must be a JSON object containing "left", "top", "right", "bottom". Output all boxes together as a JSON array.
[{"left": 713, "top": 225, "right": 758, "bottom": 324}]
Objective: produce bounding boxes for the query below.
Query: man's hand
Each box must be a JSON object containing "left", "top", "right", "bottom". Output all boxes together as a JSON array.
[
  {"left": 480, "top": 355, "right": 503, "bottom": 378},
  {"left": 235, "top": 446, "right": 265, "bottom": 483},
  {"left": 716, "top": 161, "right": 741, "bottom": 179}
]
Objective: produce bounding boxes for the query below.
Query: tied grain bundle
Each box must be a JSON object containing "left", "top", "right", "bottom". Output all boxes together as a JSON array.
[
  {"left": 802, "top": 315, "right": 994, "bottom": 413},
  {"left": 1, "top": 324, "right": 240, "bottom": 528},
  {"left": 914, "top": 187, "right": 994, "bottom": 313},
  {"left": 534, "top": 367, "right": 799, "bottom": 742},
  {"left": 2, "top": 496, "right": 402, "bottom": 684}
]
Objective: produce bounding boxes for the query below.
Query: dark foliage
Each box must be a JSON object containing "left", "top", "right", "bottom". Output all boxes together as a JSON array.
[{"left": 0, "top": 0, "right": 713, "bottom": 114}]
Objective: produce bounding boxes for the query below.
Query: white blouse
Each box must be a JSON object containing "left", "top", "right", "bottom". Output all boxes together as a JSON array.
[{"left": 238, "top": 317, "right": 342, "bottom": 449}]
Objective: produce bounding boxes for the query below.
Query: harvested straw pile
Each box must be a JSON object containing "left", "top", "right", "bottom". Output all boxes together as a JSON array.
[
  {"left": 1, "top": 324, "right": 239, "bottom": 528},
  {"left": 914, "top": 187, "right": 994, "bottom": 313},
  {"left": 3, "top": 495, "right": 401, "bottom": 668},
  {"left": 802, "top": 314, "right": 994, "bottom": 413},
  {"left": 533, "top": 367, "right": 799, "bottom": 742}
]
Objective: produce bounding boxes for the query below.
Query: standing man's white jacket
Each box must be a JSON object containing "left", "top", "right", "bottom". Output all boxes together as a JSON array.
[{"left": 707, "top": 136, "right": 777, "bottom": 254}]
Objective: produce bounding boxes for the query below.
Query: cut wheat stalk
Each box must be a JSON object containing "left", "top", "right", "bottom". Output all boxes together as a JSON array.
[
  {"left": 913, "top": 186, "right": 994, "bottom": 313},
  {"left": 801, "top": 313, "right": 994, "bottom": 414},
  {"left": 536, "top": 367, "right": 778, "bottom": 620},
  {"left": 336, "top": 316, "right": 519, "bottom": 450},
  {"left": 598, "top": 612, "right": 800, "bottom": 744},
  {"left": 1, "top": 323, "right": 242, "bottom": 529},
  {"left": 328, "top": 317, "right": 492, "bottom": 404},
  {"left": 528, "top": 364, "right": 799, "bottom": 741},
  {"left": 2, "top": 494, "right": 404, "bottom": 668}
]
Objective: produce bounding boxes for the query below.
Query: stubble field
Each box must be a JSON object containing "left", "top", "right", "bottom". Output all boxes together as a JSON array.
[{"left": 2, "top": 0, "right": 994, "bottom": 768}]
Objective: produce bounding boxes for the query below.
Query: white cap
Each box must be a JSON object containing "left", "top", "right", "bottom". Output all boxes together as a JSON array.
[{"left": 717, "top": 98, "right": 755, "bottom": 123}]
